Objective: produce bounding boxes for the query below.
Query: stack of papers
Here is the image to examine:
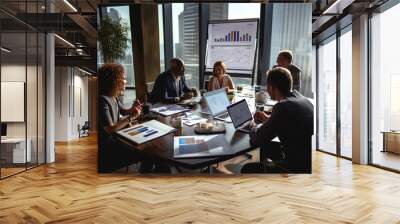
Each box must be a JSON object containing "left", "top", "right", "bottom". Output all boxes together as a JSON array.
[
  {"left": 117, "top": 120, "right": 176, "bottom": 145},
  {"left": 181, "top": 113, "right": 207, "bottom": 126},
  {"left": 151, "top": 104, "right": 189, "bottom": 116}
]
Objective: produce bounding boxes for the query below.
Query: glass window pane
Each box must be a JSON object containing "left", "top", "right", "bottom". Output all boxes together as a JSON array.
[
  {"left": 339, "top": 28, "right": 352, "bottom": 158},
  {"left": 318, "top": 36, "right": 337, "bottom": 154},
  {"left": 371, "top": 4, "right": 400, "bottom": 171},
  {"left": 1, "top": 31, "right": 28, "bottom": 177},
  {"left": 158, "top": 5, "right": 165, "bottom": 71},
  {"left": 172, "top": 3, "right": 199, "bottom": 88},
  {"left": 98, "top": 6, "right": 135, "bottom": 105},
  {"left": 269, "top": 4, "right": 312, "bottom": 97}
]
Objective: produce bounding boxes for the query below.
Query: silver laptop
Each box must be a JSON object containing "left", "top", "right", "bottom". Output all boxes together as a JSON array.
[
  {"left": 227, "top": 99, "right": 254, "bottom": 133},
  {"left": 203, "top": 89, "right": 232, "bottom": 122}
]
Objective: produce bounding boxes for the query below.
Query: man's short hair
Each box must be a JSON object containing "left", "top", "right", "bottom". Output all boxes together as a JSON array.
[
  {"left": 278, "top": 50, "right": 293, "bottom": 64},
  {"left": 170, "top": 58, "right": 184, "bottom": 69},
  {"left": 266, "top": 67, "right": 293, "bottom": 95}
]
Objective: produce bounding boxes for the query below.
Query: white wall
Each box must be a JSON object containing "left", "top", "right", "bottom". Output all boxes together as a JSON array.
[{"left": 54, "top": 66, "right": 89, "bottom": 141}]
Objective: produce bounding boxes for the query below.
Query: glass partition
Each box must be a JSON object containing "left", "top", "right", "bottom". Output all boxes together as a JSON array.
[
  {"left": 370, "top": 3, "right": 400, "bottom": 171},
  {"left": 317, "top": 35, "right": 337, "bottom": 155},
  {"left": 0, "top": 1, "right": 46, "bottom": 179}
]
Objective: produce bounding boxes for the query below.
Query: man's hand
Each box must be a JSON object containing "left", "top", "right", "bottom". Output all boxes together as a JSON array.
[
  {"left": 191, "top": 88, "right": 198, "bottom": 97},
  {"left": 253, "top": 111, "right": 270, "bottom": 123},
  {"left": 182, "top": 91, "right": 194, "bottom": 100}
]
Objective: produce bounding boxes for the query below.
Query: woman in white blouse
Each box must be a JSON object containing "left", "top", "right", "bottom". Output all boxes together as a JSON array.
[{"left": 208, "top": 61, "right": 234, "bottom": 93}]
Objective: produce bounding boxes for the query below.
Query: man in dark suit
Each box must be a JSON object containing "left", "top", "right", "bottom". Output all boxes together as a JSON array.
[
  {"left": 273, "top": 50, "right": 302, "bottom": 91},
  {"left": 242, "top": 67, "right": 314, "bottom": 173},
  {"left": 149, "top": 58, "right": 198, "bottom": 103}
]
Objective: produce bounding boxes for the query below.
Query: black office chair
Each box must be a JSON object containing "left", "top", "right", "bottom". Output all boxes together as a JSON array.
[{"left": 78, "top": 121, "right": 90, "bottom": 138}]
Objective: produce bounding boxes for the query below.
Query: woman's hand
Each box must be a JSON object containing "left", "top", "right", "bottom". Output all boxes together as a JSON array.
[
  {"left": 253, "top": 111, "right": 270, "bottom": 123},
  {"left": 131, "top": 99, "right": 142, "bottom": 118}
]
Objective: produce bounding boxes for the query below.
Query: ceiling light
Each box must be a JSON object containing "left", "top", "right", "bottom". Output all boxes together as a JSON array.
[
  {"left": 322, "top": 0, "right": 354, "bottom": 15},
  {"left": 1, "top": 47, "right": 11, "bottom": 53},
  {"left": 78, "top": 67, "right": 93, "bottom": 76},
  {"left": 54, "top": 34, "right": 75, "bottom": 48},
  {"left": 63, "top": 0, "right": 78, "bottom": 12}
]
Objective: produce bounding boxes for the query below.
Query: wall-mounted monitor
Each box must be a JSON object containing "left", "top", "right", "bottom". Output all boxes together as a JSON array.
[{"left": 1, "top": 81, "right": 25, "bottom": 122}]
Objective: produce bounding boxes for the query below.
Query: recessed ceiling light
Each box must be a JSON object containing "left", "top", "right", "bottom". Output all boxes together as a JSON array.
[
  {"left": 63, "top": 0, "right": 78, "bottom": 12},
  {"left": 1, "top": 47, "right": 11, "bottom": 53},
  {"left": 54, "top": 34, "right": 75, "bottom": 48}
]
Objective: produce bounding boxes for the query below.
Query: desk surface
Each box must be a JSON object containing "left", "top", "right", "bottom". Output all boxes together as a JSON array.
[{"left": 116, "top": 88, "right": 263, "bottom": 169}]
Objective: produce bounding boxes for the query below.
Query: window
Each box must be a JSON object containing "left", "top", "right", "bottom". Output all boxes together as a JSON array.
[
  {"left": 172, "top": 3, "right": 200, "bottom": 88},
  {"left": 269, "top": 4, "right": 313, "bottom": 97},
  {"left": 339, "top": 27, "right": 352, "bottom": 158},
  {"left": 98, "top": 6, "right": 135, "bottom": 104},
  {"left": 371, "top": 3, "right": 400, "bottom": 171},
  {"left": 317, "top": 36, "right": 337, "bottom": 154},
  {"left": 158, "top": 5, "right": 165, "bottom": 71}
]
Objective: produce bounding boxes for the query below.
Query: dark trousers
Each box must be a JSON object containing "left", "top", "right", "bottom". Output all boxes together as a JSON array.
[
  {"left": 98, "top": 136, "right": 169, "bottom": 173},
  {"left": 241, "top": 141, "right": 288, "bottom": 173}
]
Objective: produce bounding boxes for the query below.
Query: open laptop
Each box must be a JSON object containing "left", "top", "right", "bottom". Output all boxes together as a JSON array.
[
  {"left": 227, "top": 99, "right": 254, "bottom": 133},
  {"left": 203, "top": 88, "right": 231, "bottom": 122}
]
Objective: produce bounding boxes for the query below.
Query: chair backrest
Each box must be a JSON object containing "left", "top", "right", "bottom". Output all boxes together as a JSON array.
[{"left": 204, "top": 79, "right": 210, "bottom": 91}]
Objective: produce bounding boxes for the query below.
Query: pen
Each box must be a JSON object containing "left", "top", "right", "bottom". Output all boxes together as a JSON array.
[{"left": 144, "top": 130, "right": 158, "bottom": 137}]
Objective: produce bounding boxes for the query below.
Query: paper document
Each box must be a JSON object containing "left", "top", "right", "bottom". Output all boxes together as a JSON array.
[
  {"left": 117, "top": 120, "right": 176, "bottom": 145},
  {"left": 181, "top": 113, "right": 207, "bottom": 126},
  {"left": 173, "top": 135, "right": 233, "bottom": 159},
  {"left": 151, "top": 104, "right": 189, "bottom": 116}
]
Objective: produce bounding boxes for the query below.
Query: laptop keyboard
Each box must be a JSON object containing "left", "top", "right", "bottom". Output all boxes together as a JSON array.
[{"left": 217, "top": 112, "right": 230, "bottom": 119}]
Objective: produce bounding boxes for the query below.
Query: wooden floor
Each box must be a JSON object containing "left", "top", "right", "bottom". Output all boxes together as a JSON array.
[{"left": 1, "top": 136, "right": 400, "bottom": 223}]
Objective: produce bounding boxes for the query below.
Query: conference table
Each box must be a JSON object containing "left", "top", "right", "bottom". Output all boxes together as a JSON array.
[{"left": 116, "top": 86, "right": 275, "bottom": 173}]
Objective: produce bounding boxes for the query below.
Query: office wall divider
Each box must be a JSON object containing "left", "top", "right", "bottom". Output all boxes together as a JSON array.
[{"left": 0, "top": 2, "right": 47, "bottom": 179}]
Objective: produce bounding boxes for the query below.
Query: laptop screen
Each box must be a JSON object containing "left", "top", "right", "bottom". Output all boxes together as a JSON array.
[
  {"left": 203, "top": 89, "right": 230, "bottom": 116},
  {"left": 227, "top": 99, "right": 252, "bottom": 128}
]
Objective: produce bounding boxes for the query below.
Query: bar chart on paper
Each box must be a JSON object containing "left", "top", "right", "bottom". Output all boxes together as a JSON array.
[{"left": 205, "top": 20, "right": 258, "bottom": 74}]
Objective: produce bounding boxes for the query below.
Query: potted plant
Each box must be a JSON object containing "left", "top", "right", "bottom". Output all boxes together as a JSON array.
[{"left": 97, "top": 15, "right": 129, "bottom": 63}]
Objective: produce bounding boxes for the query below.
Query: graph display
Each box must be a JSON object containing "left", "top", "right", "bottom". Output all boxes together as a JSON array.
[{"left": 205, "top": 20, "right": 258, "bottom": 75}]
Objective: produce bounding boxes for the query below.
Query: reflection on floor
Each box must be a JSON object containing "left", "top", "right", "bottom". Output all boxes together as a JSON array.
[
  {"left": 373, "top": 150, "right": 400, "bottom": 171},
  {"left": 0, "top": 163, "right": 42, "bottom": 179}
]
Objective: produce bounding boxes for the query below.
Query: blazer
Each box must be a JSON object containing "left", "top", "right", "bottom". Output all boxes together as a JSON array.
[
  {"left": 250, "top": 91, "right": 314, "bottom": 173},
  {"left": 149, "top": 70, "right": 191, "bottom": 103}
]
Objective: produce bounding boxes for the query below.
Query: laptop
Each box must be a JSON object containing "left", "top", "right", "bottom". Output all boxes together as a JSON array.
[
  {"left": 227, "top": 99, "right": 254, "bottom": 133},
  {"left": 203, "top": 89, "right": 231, "bottom": 122}
]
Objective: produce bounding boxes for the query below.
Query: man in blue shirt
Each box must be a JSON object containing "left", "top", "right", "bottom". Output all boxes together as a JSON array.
[{"left": 149, "top": 58, "right": 198, "bottom": 103}]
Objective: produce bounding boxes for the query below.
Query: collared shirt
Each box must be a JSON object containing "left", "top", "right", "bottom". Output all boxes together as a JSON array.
[{"left": 172, "top": 74, "right": 181, "bottom": 97}]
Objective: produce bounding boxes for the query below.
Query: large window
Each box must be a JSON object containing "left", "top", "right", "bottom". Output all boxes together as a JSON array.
[
  {"left": 172, "top": 3, "right": 199, "bottom": 88},
  {"left": 98, "top": 6, "right": 135, "bottom": 104},
  {"left": 269, "top": 4, "right": 312, "bottom": 97},
  {"left": 339, "top": 27, "right": 352, "bottom": 158},
  {"left": 317, "top": 36, "right": 337, "bottom": 154},
  {"left": 371, "top": 3, "right": 400, "bottom": 171},
  {"left": 159, "top": 5, "right": 165, "bottom": 71}
]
